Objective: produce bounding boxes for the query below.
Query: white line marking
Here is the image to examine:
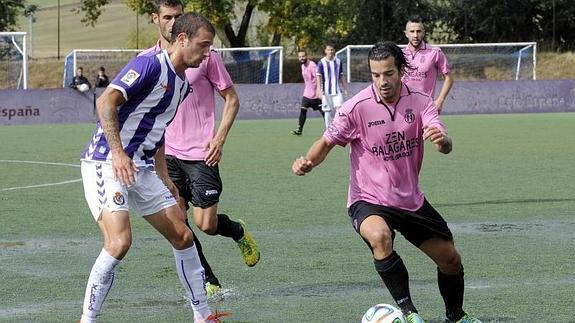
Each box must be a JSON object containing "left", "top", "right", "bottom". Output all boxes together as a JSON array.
[{"left": 0, "top": 159, "right": 82, "bottom": 192}]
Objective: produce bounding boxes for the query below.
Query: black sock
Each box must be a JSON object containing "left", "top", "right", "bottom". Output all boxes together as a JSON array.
[
  {"left": 374, "top": 251, "right": 417, "bottom": 314},
  {"left": 298, "top": 109, "right": 307, "bottom": 130},
  {"left": 186, "top": 218, "right": 218, "bottom": 284},
  {"left": 214, "top": 213, "right": 244, "bottom": 241},
  {"left": 438, "top": 266, "right": 465, "bottom": 321}
]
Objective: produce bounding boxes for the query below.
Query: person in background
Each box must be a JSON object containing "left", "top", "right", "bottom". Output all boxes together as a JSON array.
[
  {"left": 95, "top": 66, "right": 110, "bottom": 88},
  {"left": 291, "top": 49, "right": 324, "bottom": 136}
]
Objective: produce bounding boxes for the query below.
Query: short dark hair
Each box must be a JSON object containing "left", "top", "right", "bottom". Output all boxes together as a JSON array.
[
  {"left": 407, "top": 14, "right": 423, "bottom": 24},
  {"left": 368, "top": 41, "right": 411, "bottom": 75},
  {"left": 98, "top": 66, "right": 105, "bottom": 72},
  {"left": 170, "top": 12, "right": 215, "bottom": 43},
  {"left": 152, "top": 0, "right": 183, "bottom": 13}
]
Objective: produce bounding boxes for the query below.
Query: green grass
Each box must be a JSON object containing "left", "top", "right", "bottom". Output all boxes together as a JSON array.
[{"left": 0, "top": 114, "right": 574, "bottom": 322}]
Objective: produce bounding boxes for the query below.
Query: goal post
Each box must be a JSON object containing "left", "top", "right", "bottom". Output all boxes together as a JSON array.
[
  {"left": 0, "top": 32, "right": 28, "bottom": 89},
  {"left": 336, "top": 42, "right": 537, "bottom": 83},
  {"left": 63, "top": 46, "right": 283, "bottom": 87}
]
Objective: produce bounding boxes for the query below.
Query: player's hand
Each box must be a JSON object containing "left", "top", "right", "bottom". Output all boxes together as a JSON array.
[
  {"left": 204, "top": 137, "right": 224, "bottom": 166},
  {"left": 111, "top": 150, "right": 138, "bottom": 186},
  {"left": 162, "top": 177, "right": 180, "bottom": 202},
  {"left": 423, "top": 126, "right": 450, "bottom": 152},
  {"left": 292, "top": 156, "right": 314, "bottom": 176}
]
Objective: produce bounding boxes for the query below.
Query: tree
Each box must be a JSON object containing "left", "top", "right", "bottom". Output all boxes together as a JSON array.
[
  {"left": 345, "top": 0, "right": 438, "bottom": 45},
  {"left": 0, "top": 0, "right": 26, "bottom": 31}
]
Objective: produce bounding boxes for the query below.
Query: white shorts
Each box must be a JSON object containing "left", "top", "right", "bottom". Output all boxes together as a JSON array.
[
  {"left": 322, "top": 93, "right": 344, "bottom": 112},
  {"left": 81, "top": 161, "right": 177, "bottom": 221}
]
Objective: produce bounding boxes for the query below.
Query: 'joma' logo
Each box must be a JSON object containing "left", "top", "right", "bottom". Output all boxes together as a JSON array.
[{"left": 368, "top": 119, "right": 386, "bottom": 127}]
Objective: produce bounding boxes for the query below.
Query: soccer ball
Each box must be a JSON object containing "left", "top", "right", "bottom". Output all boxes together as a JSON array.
[
  {"left": 77, "top": 83, "right": 90, "bottom": 92},
  {"left": 361, "top": 304, "right": 406, "bottom": 323}
]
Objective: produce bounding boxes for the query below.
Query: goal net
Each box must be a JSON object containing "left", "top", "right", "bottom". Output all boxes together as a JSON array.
[
  {"left": 63, "top": 46, "right": 283, "bottom": 87},
  {"left": 336, "top": 42, "right": 537, "bottom": 83},
  {"left": 63, "top": 49, "right": 140, "bottom": 87},
  {"left": 0, "top": 32, "right": 28, "bottom": 89}
]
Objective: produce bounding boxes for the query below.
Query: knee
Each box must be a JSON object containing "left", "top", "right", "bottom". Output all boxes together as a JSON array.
[
  {"left": 172, "top": 228, "right": 194, "bottom": 250},
  {"left": 105, "top": 236, "right": 132, "bottom": 259},
  {"left": 197, "top": 221, "right": 216, "bottom": 235},
  {"left": 365, "top": 229, "right": 393, "bottom": 255},
  {"left": 439, "top": 250, "right": 462, "bottom": 274}
]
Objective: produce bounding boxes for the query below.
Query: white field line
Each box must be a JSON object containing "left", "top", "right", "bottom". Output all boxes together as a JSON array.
[{"left": 0, "top": 159, "right": 81, "bottom": 192}]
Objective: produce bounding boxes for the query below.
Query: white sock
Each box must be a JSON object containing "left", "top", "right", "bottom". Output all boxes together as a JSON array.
[
  {"left": 173, "top": 244, "right": 211, "bottom": 320},
  {"left": 81, "top": 249, "right": 120, "bottom": 323}
]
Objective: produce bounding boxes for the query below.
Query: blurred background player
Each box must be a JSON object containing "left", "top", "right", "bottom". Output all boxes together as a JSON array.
[
  {"left": 78, "top": 12, "right": 223, "bottom": 323},
  {"left": 402, "top": 14, "right": 454, "bottom": 114},
  {"left": 291, "top": 49, "right": 324, "bottom": 136},
  {"left": 94, "top": 66, "right": 109, "bottom": 88},
  {"left": 292, "top": 41, "right": 482, "bottom": 323},
  {"left": 69, "top": 66, "right": 91, "bottom": 91},
  {"left": 316, "top": 44, "right": 348, "bottom": 128},
  {"left": 145, "top": 0, "right": 261, "bottom": 297}
]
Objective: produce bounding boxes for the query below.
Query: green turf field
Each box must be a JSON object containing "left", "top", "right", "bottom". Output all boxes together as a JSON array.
[{"left": 0, "top": 114, "right": 574, "bottom": 322}]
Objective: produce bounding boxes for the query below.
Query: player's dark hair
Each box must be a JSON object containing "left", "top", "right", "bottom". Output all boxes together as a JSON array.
[
  {"left": 152, "top": 0, "right": 183, "bottom": 13},
  {"left": 170, "top": 12, "right": 215, "bottom": 43},
  {"left": 368, "top": 41, "right": 411, "bottom": 75},
  {"left": 407, "top": 14, "right": 423, "bottom": 24}
]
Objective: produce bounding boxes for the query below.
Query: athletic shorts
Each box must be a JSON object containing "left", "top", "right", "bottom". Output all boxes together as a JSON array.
[
  {"left": 301, "top": 97, "right": 322, "bottom": 111},
  {"left": 81, "top": 161, "right": 177, "bottom": 221},
  {"left": 166, "top": 156, "right": 222, "bottom": 209},
  {"left": 348, "top": 199, "right": 453, "bottom": 247},
  {"left": 321, "top": 93, "right": 344, "bottom": 112}
]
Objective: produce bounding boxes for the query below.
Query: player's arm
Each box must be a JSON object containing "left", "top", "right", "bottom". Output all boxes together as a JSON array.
[
  {"left": 434, "top": 73, "right": 454, "bottom": 114},
  {"left": 316, "top": 74, "right": 323, "bottom": 98},
  {"left": 154, "top": 144, "right": 179, "bottom": 199},
  {"left": 292, "top": 136, "right": 335, "bottom": 176},
  {"left": 204, "top": 85, "right": 240, "bottom": 167},
  {"left": 423, "top": 126, "right": 452, "bottom": 154},
  {"left": 339, "top": 74, "right": 349, "bottom": 96},
  {"left": 96, "top": 87, "right": 138, "bottom": 185}
]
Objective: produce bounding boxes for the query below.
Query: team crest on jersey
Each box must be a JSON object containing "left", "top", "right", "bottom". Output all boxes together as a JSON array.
[
  {"left": 120, "top": 69, "right": 140, "bottom": 86},
  {"left": 419, "top": 55, "right": 426, "bottom": 64},
  {"left": 404, "top": 109, "right": 416, "bottom": 124},
  {"left": 112, "top": 192, "right": 125, "bottom": 205}
]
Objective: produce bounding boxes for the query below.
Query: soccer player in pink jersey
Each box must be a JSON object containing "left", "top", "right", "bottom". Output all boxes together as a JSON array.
[
  {"left": 402, "top": 15, "right": 454, "bottom": 114},
  {"left": 143, "top": 0, "right": 224, "bottom": 299},
  {"left": 292, "top": 42, "right": 482, "bottom": 323},
  {"left": 147, "top": 0, "right": 260, "bottom": 294},
  {"left": 291, "top": 49, "right": 325, "bottom": 136}
]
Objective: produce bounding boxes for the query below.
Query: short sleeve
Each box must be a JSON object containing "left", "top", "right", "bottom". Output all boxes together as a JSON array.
[
  {"left": 109, "top": 55, "right": 160, "bottom": 101},
  {"left": 421, "top": 97, "right": 447, "bottom": 134},
  {"left": 436, "top": 48, "right": 450, "bottom": 76},
  {"left": 323, "top": 105, "right": 359, "bottom": 146},
  {"left": 207, "top": 51, "right": 234, "bottom": 92}
]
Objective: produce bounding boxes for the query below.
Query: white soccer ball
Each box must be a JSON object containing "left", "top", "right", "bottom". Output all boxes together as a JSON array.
[
  {"left": 361, "top": 304, "right": 406, "bottom": 323},
  {"left": 77, "top": 83, "right": 90, "bottom": 92}
]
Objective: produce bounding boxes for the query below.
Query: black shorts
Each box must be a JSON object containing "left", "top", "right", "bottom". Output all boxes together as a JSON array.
[
  {"left": 301, "top": 97, "right": 322, "bottom": 111},
  {"left": 348, "top": 199, "right": 453, "bottom": 247},
  {"left": 166, "top": 156, "right": 222, "bottom": 209}
]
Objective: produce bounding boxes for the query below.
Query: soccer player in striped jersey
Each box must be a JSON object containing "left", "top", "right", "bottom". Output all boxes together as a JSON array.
[
  {"left": 402, "top": 15, "right": 454, "bottom": 114},
  {"left": 79, "top": 12, "right": 225, "bottom": 323},
  {"left": 316, "top": 44, "right": 348, "bottom": 128},
  {"left": 293, "top": 42, "right": 482, "bottom": 323}
]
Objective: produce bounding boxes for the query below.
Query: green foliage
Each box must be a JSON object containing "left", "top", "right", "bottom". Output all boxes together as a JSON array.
[
  {"left": 344, "top": 0, "right": 438, "bottom": 45},
  {"left": 0, "top": 0, "right": 26, "bottom": 31}
]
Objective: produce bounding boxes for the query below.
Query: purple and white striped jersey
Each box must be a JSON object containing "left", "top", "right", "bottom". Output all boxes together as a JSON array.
[
  {"left": 316, "top": 57, "right": 343, "bottom": 96},
  {"left": 81, "top": 50, "right": 189, "bottom": 167}
]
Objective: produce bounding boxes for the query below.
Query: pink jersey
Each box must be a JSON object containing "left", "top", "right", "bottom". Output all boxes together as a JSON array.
[
  {"left": 323, "top": 83, "right": 446, "bottom": 211},
  {"left": 164, "top": 50, "right": 234, "bottom": 160},
  {"left": 402, "top": 42, "right": 450, "bottom": 97},
  {"left": 301, "top": 60, "right": 319, "bottom": 99}
]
